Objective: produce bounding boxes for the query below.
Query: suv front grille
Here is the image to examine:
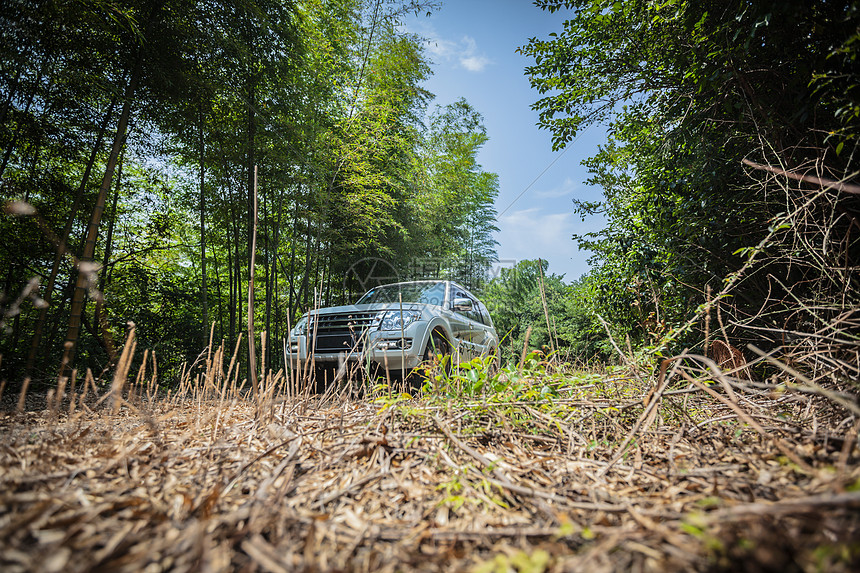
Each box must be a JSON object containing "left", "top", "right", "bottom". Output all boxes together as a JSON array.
[{"left": 310, "top": 312, "right": 377, "bottom": 353}]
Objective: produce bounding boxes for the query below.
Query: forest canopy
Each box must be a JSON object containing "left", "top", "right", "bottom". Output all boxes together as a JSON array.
[
  {"left": 515, "top": 0, "right": 859, "bottom": 382},
  {"left": 0, "top": 0, "right": 499, "bottom": 381}
]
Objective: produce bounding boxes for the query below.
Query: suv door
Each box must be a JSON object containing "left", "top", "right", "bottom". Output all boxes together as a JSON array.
[
  {"left": 447, "top": 284, "right": 475, "bottom": 360},
  {"left": 452, "top": 286, "right": 493, "bottom": 360},
  {"left": 470, "top": 300, "right": 496, "bottom": 356}
]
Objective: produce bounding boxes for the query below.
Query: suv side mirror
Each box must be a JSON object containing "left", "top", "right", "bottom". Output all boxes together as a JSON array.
[{"left": 452, "top": 297, "right": 473, "bottom": 312}]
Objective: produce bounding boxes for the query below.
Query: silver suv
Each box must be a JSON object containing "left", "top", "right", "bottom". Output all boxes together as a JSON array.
[{"left": 287, "top": 280, "right": 498, "bottom": 380}]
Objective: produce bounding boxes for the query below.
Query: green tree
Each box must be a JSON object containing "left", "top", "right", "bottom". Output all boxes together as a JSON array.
[
  {"left": 482, "top": 260, "right": 568, "bottom": 361},
  {"left": 521, "top": 1, "right": 860, "bottom": 374},
  {"left": 418, "top": 98, "right": 499, "bottom": 290}
]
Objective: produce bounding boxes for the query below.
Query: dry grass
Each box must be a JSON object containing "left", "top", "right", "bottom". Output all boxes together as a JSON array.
[{"left": 1, "top": 345, "right": 859, "bottom": 572}]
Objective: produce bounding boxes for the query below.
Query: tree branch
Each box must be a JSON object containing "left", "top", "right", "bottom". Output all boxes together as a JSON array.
[{"left": 742, "top": 159, "right": 860, "bottom": 195}]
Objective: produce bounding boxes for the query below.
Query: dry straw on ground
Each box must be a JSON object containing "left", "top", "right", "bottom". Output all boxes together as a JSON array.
[{"left": 1, "top": 344, "right": 859, "bottom": 572}]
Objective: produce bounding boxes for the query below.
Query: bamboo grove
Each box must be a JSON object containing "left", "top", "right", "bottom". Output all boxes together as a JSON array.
[{"left": 0, "top": 0, "right": 501, "bottom": 381}]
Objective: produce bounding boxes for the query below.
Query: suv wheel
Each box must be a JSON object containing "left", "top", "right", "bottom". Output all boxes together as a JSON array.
[
  {"left": 424, "top": 330, "right": 450, "bottom": 364},
  {"left": 412, "top": 330, "right": 450, "bottom": 387}
]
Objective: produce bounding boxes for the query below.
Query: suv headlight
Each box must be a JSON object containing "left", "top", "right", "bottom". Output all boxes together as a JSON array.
[
  {"left": 375, "top": 310, "right": 421, "bottom": 331},
  {"left": 290, "top": 316, "right": 308, "bottom": 336}
]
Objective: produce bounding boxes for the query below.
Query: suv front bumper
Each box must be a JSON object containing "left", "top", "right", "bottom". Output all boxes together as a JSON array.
[{"left": 287, "top": 329, "right": 424, "bottom": 372}]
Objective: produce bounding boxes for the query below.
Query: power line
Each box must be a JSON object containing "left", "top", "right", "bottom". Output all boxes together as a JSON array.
[{"left": 497, "top": 123, "right": 593, "bottom": 218}]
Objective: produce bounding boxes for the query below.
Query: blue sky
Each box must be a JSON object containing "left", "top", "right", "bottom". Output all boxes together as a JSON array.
[{"left": 405, "top": 1, "right": 607, "bottom": 282}]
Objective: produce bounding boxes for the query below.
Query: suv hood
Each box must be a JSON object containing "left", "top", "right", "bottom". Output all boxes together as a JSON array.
[{"left": 308, "top": 302, "right": 429, "bottom": 316}]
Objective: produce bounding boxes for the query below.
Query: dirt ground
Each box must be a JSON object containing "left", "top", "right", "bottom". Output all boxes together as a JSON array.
[{"left": 1, "top": 369, "right": 859, "bottom": 572}]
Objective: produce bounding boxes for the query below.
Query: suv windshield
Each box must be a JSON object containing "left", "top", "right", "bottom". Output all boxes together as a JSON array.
[{"left": 356, "top": 282, "right": 446, "bottom": 307}]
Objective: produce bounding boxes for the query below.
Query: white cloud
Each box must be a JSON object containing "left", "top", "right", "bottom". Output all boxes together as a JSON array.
[
  {"left": 461, "top": 54, "right": 491, "bottom": 72},
  {"left": 496, "top": 207, "right": 603, "bottom": 279},
  {"left": 409, "top": 22, "right": 492, "bottom": 73},
  {"left": 424, "top": 36, "right": 458, "bottom": 60},
  {"left": 534, "top": 177, "right": 579, "bottom": 199},
  {"left": 498, "top": 208, "right": 574, "bottom": 257},
  {"left": 458, "top": 36, "right": 491, "bottom": 72}
]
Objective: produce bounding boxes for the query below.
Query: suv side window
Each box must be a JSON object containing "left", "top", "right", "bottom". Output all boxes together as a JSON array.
[
  {"left": 477, "top": 301, "right": 493, "bottom": 327},
  {"left": 466, "top": 296, "right": 483, "bottom": 324},
  {"left": 451, "top": 287, "right": 481, "bottom": 323},
  {"left": 450, "top": 287, "right": 467, "bottom": 310}
]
